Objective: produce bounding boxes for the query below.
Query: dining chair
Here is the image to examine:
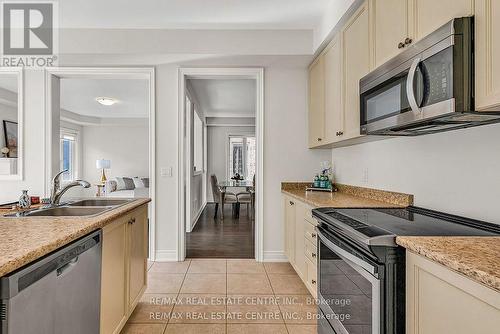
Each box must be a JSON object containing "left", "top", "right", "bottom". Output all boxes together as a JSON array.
[
  {"left": 210, "top": 174, "right": 238, "bottom": 220},
  {"left": 236, "top": 174, "right": 255, "bottom": 219}
]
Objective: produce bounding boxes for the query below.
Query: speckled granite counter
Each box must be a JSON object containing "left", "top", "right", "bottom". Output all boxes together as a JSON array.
[
  {"left": 397, "top": 236, "right": 500, "bottom": 292},
  {"left": 0, "top": 198, "right": 150, "bottom": 277},
  {"left": 281, "top": 182, "right": 414, "bottom": 208}
]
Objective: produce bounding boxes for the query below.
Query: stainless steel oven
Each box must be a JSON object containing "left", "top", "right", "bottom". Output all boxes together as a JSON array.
[
  {"left": 317, "top": 226, "right": 383, "bottom": 334},
  {"left": 360, "top": 16, "right": 500, "bottom": 136}
]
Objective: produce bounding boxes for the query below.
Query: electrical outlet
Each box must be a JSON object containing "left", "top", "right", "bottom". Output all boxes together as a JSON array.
[{"left": 362, "top": 168, "right": 369, "bottom": 184}]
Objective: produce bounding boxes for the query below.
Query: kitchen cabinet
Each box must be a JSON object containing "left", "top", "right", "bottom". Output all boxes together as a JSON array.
[
  {"left": 342, "top": 2, "right": 371, "bottom": 140},
  {"left": 475, "top": 0, "right": 500, "bottom": 111},
  {"left": 284, "top": 196, "right": 296, "bottom": 264},
  {"left": 410, "top": 0, "right": 473, "bottom": 41},
  {"left": 127, "top": 206, "right": 148, "bottom": 308},
  {"left": 308, "top": 56, "right": 325, "bottom": 148},
  {"left": 324, "top": 35, "right": 344, "bottom": 143},
  {"left": 294, "top": 201, "right": 307, "bottom": 279},
  {"left": 101, "top": 204, "right": 148, "bottom": 334},
  {"left": 371, "top": 0, "right": 411, "bottom": 68},
  {"left": 283, "top": 195, "right": 318, "bottom": 297},
  {"left": 406, "top": 251, "right": 500, "bottom": 334}
]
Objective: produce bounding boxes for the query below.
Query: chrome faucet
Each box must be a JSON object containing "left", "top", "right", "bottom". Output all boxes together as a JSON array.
[{"left": 50, "top": 170, "right": 91, "bottom": 205}]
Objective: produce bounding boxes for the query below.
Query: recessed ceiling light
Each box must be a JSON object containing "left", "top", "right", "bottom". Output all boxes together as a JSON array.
[{"left": 95, "top": 97, "right": 118, "bottom": 106}]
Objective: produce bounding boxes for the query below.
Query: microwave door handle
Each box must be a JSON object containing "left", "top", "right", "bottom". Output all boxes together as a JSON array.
[{"left": 406, "top": 57, "right": 422, "bottom": 113}]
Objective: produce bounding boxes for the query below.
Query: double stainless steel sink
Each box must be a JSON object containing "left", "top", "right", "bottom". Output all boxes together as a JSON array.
[{"left": 9, "top": 199, "right": 132, "bottom": 217}]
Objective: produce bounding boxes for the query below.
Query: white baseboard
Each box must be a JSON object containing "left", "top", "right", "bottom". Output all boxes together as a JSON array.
[
  {"left": 263, "top": 251, "right": 288, "bottom": 262},
  {"left": 154, "top": 250, "right": 178, "bottom": 262},
  {"left": 187, "top": 202, "right": 206, "bottom": 233}
]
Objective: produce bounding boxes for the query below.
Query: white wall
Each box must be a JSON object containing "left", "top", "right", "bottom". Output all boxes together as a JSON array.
[
  {"left": 81, "top": 124, "right": 149, "bottom": 195},
  {"left": 186, "top": 84, "right": 207, "bottom": 232},
  {"left": 332, "top": 123, "right": 500, "bottom": 225},
  {"left": 206, "top": 125, "right": 256, "bottom": 202}
]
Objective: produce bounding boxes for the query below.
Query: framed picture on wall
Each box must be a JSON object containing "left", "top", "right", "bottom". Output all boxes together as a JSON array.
[{"left": 3, "top": 120, "right": 18, "bottom": 158}]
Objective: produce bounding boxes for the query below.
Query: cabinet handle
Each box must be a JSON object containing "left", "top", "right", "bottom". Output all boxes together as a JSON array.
[
  {"left": 289, "top": 201, "right": 294, "bottom": 206},
  {"left": 398, "top": 42, "right": 405, "bottom": 49},
  {"left": 338, "top": 131, "right": 343, "bottom": 136},
  {"left": 404, "top": 37, "right": 413, "bottom": 45},
  {"left": 311, "top": 233, "right": 317, "bottom": 238},
  {"left": 312, "top": 253, "right": 317, "bottom": 258},
  {"left": 128, "top": 218, "right": 136, "bottom": 224},
  {"left": 311, "top": 279, "right": 316, "bottom": 285},
  {"left": 317, "top": 138, "right": 322, "bottom": 142}
]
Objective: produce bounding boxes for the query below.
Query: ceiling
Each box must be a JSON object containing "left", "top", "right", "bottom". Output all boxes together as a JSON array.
[
  {"left": 188, "top": 79, "right": 256, "bottom": 118},
  {"left": 59, "top": 0, "right": 331, "bottom": 29},
  {"left": 60, "top": 79, "right": 149, "bottom": 119}
]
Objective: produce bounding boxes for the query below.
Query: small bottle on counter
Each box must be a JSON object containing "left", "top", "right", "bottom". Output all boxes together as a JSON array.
[{"left": 18, "top": 190, "right": 31, "bottom": 209}]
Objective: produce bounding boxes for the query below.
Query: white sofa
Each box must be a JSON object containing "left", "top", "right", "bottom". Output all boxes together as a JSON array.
[{"left": 105, "top": 177, "right": 150, "bottom": 198}]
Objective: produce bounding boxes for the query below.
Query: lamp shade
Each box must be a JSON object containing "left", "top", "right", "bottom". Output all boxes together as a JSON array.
[{"left": 96, "top": 159, "right": 111, "bottom": 169}]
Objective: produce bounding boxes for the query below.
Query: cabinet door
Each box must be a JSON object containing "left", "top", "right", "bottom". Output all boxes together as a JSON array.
[
  {"left": 284, "top": 197, "right": 296, "bottom": 264},
  {"left": 294, "top": 203, "right": 307, "bottom": 279},
  {"left": 324, "top": 35, "right": 344, "bottom": 143},
  {"left": 475, "top": 0, "right": 500, "bottom": 110},
  {"left": 410, "top": 0, "right": 474, "bottom": 40},
  {"left": 342, "top": 2, "right": 371, "bottom": 140},
  {"left": 371, "top": 0, "right": 411, "bottom": 68},
  {"left": 308, "top": 56, "right": 326, "bottom": 147},
  {"left": 101, "top": 217, "right": 128, "bottom": 334},
  {"left": 406, "top": 251, "right": 500, "bottom": 334},
  {"left": 128, "top": 206, "right": 148, "bottom": 309}
]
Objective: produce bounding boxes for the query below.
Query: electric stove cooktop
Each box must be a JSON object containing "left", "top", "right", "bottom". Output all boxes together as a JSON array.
[{"left": 313, "top": 206, "right": 500, "bottom": 247}]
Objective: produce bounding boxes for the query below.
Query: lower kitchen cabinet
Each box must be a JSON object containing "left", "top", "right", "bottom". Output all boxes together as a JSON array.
[
  {"left": 101, "top": 204, "right": 148, "bottom": 334},
  {"left": 283, "top": 195, "right": 318, "bottom": 297},
  {"left": 406, "top": 251, "right": 500, "bottom": 334}
]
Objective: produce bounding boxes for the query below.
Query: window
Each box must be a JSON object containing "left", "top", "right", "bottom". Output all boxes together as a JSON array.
[
  {"left": 193, "top": 110, "right": 203, "bottom": 174},
  {"left": 228, "top": 135, "right": 256, "bottom": 181},
  {"left": 60, "top": 130, "right": 78, "bottom": 182}
]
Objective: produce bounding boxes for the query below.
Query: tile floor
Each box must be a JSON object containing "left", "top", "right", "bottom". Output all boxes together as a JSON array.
[{"left": 120, "top": 259, "right": 318, "bottom": 334}]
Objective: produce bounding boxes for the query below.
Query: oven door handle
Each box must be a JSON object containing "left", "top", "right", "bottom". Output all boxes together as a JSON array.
[
  {"left": 406, "top": 57, "right": 422, "bottom": 114},
  {"left": 317, "top": 229, "right": 379, "bottom": 278}
]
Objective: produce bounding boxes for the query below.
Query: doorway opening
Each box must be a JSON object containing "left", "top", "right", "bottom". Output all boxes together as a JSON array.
[
  {"left": 179, "top": 68, "right": 264, "bottom": 261},
  {"left": 45, "top": 68, "right": 156, "bottom": 259}
]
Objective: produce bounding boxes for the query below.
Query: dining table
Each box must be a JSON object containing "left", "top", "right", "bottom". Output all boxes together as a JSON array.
[{"left": 218, "top": 180, "right": 254, "bottom": 220}]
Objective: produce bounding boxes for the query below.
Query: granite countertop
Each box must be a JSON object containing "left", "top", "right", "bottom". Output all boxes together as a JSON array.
[
  {"left": 397, "top": 236, "right": 500, "bottom": 292},
  {"left": 281, "top": 182, "right": 414, "bottom": 208},
  {"left": 0, "top": 198, "right": 150, "bottom": 277}
]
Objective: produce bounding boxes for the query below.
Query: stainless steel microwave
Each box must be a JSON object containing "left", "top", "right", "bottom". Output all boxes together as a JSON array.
[{"left": 360, "top": 17, "right": 500, "bottom": 136}]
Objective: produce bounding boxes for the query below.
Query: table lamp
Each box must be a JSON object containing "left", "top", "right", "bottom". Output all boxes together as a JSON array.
[{"left": 96, "top": 159, "right": 111, "bottom": 184}]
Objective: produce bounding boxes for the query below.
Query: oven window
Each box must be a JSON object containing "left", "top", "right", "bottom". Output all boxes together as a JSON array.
[
  {"left": 320, "top": 241, "right": 373, "bottom": 334},
  {"left": 362, "top": 74, "right": 411, "bottom": 125}
]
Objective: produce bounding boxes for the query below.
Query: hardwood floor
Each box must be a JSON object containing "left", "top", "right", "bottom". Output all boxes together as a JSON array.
[{"left": 186, "top": 203, "right": 255, "bottom": 258}]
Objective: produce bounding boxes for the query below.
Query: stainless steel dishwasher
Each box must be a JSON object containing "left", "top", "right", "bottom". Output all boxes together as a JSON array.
[{"left": 0, "top": 230, "right": 102, "bottom": 334}]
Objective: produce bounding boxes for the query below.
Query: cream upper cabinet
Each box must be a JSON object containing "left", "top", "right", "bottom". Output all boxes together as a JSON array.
[
  {"left": 406, "top": 251, "right": 500, "bottom": 334},
  {"left": 342, "top": 2, "right": 371, "bottom": 140},
  {"left": 324, "top": 35, "right": 344, "bottom": 142},
  {"left": 308, "top": 56, "right": 326, "bottom": 148},
  {"left": 475, "top": 0, "right": 500, "bottom": 110},
  {"left": 371, "top": 0, "right": 411, "bottom": 68},
  {"left": 410, "top": 0, "right": 474, "bottom": 40}
]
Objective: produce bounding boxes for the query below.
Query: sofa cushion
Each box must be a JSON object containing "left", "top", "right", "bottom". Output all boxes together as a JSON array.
[{"left": 116, "top": 177, "right": 135, "bottom": 191}]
